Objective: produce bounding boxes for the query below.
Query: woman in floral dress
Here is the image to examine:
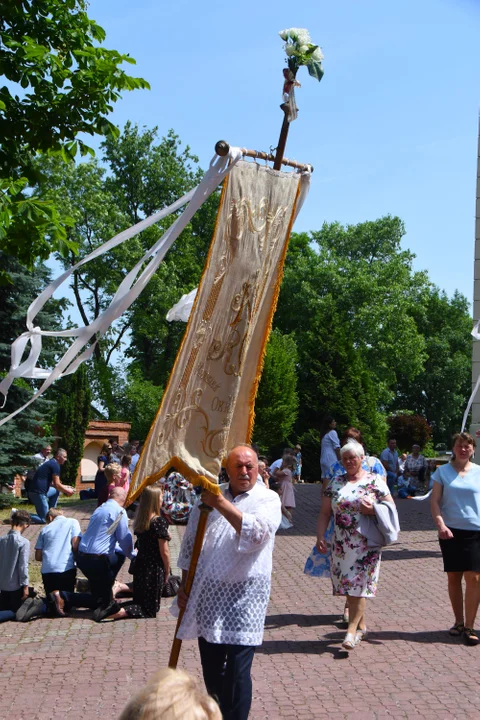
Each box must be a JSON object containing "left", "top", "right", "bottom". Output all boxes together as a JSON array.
[
  {"left": 161, "top": 471, "right": 195, "bottom": 524},
  {"left": 316, "top": 439, "right": 392, "bottom": 650}
]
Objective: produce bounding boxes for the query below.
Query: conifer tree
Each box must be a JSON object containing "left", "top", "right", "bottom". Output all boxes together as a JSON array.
[{"left": 55, "top": 364, "right": 91, "bottom": 485}]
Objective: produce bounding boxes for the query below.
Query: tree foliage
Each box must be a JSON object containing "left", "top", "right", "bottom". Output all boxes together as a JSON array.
[
  {"left": 115, "top": 368, "right": 164, "bottom": 442},
  {"left": 387, "top": 413, "right": 432, "bottom": 451},
  {"left": 55, "top": 363, "right": 91, "bottom": 485},
  {"left": 0, "top": 0, "right": 149, "bottom": 271},
  {"left": 392, "top": 289, "right": 471, "bottom": 443},
  {"left": 252, "top": 329, "right": 299, "bottom": 450},
  {"left": 275, "top": 218, "right": 471, "bottom": 458}
]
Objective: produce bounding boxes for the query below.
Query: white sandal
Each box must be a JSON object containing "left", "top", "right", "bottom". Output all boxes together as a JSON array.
[
  {"left": 342, "top": 633, "right": 356, "bottom": 650},
  {"left": 354, "top": 627, "right": 368, "bottom": 645}
]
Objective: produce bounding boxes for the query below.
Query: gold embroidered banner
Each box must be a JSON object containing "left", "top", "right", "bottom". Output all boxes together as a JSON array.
[{"left": 128, "top": 160, "right": 303, "bottom": 501}]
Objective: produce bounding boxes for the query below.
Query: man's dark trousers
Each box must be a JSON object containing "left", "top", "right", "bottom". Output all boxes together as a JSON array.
[
  {"left": 198, "top": 637, "right": 256, "bottom": 720},
  {"left": 42, "top": 568, "right": 96, "bottom": 611},
  {"left": 76, "top": 553, "right": 125, "bottom": 609}
]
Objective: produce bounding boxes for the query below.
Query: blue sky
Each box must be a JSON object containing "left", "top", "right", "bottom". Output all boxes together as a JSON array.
[{"left": 85, "top": 0, "right": 480, "bottom": 304}]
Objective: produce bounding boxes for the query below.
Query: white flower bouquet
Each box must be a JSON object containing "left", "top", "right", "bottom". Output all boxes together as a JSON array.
[{"left": 278, "top": 27, "right": 324, "bottom": 82}]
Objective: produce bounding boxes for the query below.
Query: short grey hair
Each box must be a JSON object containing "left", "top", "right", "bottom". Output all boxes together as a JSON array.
[{"left": 339, "top": 439, "right": 365, "bottom": 460}]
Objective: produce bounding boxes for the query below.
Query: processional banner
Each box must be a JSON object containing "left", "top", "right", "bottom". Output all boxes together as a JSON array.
[{"left": 128, "top": 160, "right": 304, "bottom": 501}]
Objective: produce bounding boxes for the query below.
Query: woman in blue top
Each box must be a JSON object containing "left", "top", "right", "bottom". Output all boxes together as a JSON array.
[{"left": 431, "top": 432, "right": 480, "bottom": 645}]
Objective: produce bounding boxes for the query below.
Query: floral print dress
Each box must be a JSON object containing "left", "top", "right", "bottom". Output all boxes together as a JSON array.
[{"left": 323, "top": 473, "right": 389, "bottom": 597}]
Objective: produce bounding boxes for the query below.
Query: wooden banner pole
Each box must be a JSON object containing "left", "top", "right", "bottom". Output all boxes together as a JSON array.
[
  {"left": 273, "top": 104, "right": 291, "bottom": 171},
  {"left": 168, "top": 503, "right": 212, "bottom": 669},
  {"left": 273, "top": 67, "right": 298, "bottom": 171},
  {"left": 214, "top": 141, "right": 312, "bottom": 174}
]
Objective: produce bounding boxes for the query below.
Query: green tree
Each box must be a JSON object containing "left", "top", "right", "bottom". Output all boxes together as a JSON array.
[
  {"left": 392, "top": 288, "right": 471, "bottom": 444},
  {"left": 309, "top": 216, "right": 428, "bottom": 406},
  {"left": 115, "top": 368, "right": 164, "bottom": 442},
  {"left": 252, "top": 329, "right": 299, "bottom": 450},
  {"left": 274, "top": 231, "right": 388, "bottom": 453},
  {"left": 55, "top": 363, "right": 91, "bottom": 485},
  {"left": 387, "top": 413, "right": 432, "bottom": 451},
  {"left": 0, "top": 0, "right": 149, "bottom": 271},
  {"left": 0, "top": 254, "right": 67, "bottom": 481}
]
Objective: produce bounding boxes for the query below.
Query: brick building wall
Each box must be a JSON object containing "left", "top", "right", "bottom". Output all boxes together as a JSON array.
[{"left": 75, "top": 420, "right": 131, "bottom": 492}]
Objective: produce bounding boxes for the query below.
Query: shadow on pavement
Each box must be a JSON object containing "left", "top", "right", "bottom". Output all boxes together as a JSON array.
[
  {"left": 265, "top": 613, "right": 339, "bottom": 628},
  {"left": 381, "top": 547, "right": 442, "bottom": 561},
  {"left": 257, "top": 638, "right": 349, "bottom": 659},
  {"left": 258, "top": 629, "right": 463, "bottom": 655}
]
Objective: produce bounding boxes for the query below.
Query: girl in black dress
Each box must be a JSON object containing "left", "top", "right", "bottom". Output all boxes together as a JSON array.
[
  {"left": 95, "top": 442, "right": 113, "bottom": 506},
  {"left": 105, "top": 485, "right": 171, "bottom": 620}
]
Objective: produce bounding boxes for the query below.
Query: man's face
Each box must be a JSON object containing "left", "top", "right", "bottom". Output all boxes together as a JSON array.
[
  {"left": 57, "top": 453, "right": 67, "bottom": 465},
  {"left": 226, "top": 447, "right": 258, "bottom": 496},
  {"left": 258, "top": 460, "right": 268, "bottom": 479},
  {"left": 42, "top": 446, "right": 52, "bottom": 457},
  {"left": 388, "top": 440, "right": 396, "bottom": 451}
]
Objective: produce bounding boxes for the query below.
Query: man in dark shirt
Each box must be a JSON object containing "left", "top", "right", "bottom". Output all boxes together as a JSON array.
[{"left": 28, "top": 448, "right": 74, "bottom": 524}]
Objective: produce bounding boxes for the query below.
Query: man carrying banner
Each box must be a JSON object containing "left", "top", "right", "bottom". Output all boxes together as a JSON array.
[{"left": 175, "top": 445, "right": 281, "bottom": 720}]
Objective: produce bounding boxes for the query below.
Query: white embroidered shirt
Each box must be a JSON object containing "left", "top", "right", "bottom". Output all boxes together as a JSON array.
[{"left": 174, "top": 481, "right": 281, "bottom": 646}]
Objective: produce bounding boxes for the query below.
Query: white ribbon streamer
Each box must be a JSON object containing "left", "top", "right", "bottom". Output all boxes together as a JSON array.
[
  {"left": 460, "top": 320, "right": 480, "bottom": 433},
  {"left": 0, "top": 147, "right": 243, "bottom": 426}
]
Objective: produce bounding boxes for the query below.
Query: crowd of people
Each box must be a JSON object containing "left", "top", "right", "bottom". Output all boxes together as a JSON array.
[{"left": 2, "top": 429, "right": 480, "bottom": 719}]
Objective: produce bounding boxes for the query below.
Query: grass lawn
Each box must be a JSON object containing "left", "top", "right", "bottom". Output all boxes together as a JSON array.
[{"left": 0, "top": 494, "right": 94, "bottom": 523}]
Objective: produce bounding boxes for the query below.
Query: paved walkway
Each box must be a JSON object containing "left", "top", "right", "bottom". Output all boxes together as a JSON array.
[{"left": 1, "top": 487, "right": 480, "bottom": 719}]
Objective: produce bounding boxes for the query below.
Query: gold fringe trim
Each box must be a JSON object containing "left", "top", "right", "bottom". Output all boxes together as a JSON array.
[
  {"left": 246, "top": 177, "right": 302, "bottom": 442},
  {"left": 127, "top": 455, "right": 221, "bottom": 506}
]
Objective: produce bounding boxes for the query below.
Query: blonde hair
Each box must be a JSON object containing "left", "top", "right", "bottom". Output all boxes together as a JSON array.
[
  {"left": 133, "top": 485, "right": 163, "bottom": 534},
  {"left": 105, "top": 463, "right": 122, "bottom": 483},
  {"left": 119, "top": 668, "right": 221, "bottom": 720},
  {"left": 46, "top": 508, "right": 64, "bottom": 522}
]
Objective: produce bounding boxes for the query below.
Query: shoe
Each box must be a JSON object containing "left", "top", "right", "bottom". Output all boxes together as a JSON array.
[
  {"left": 354, "top": 627, "right": 368, "bottom": 645},
  {"left": 449, "top": 622, "right": 465, "bottom": 636},
  {"left": 48, "top": 591, "right": 66, "bottom": 617},
  {"left": 464, "top": 628, "right": 480, "bottom": 646},
  {"left": 93, "top": 601, "right": 120, "bottom": 623},
  {"left": 342, "top": 633, "right": 356, "bottom": 651},
  {"left": 16, "top": 597, "right": 45, "bottom": 622}
]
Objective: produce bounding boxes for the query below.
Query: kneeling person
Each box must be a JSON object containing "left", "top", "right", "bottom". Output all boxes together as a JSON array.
[
  {"left": 77, "top": 486, "right": 134, "bottom": 621},
  {"left": 0, "top": 510, "right": 31, "bottom": 622},
  {"left": 18, "top": 509, "right": 96, "bottom": 621}
]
